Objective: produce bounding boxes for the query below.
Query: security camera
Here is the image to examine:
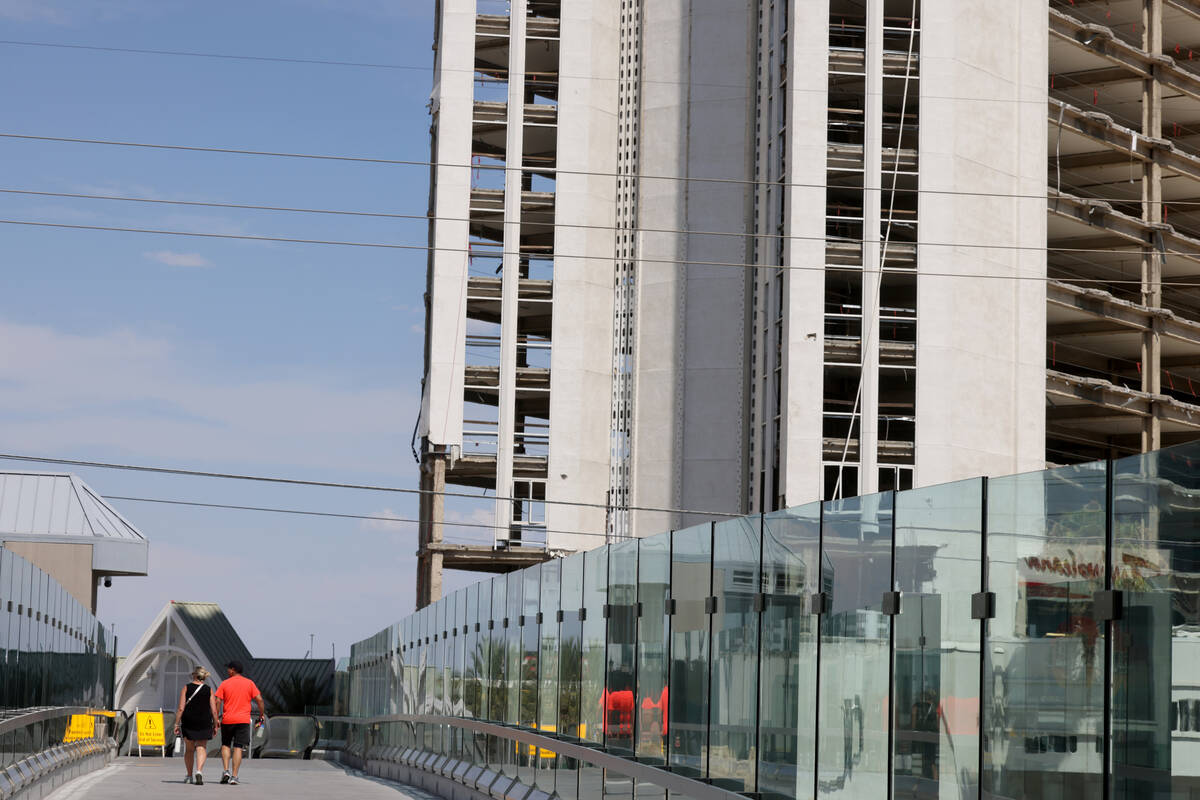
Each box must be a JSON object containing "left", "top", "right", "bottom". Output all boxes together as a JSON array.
[{"left": 103, "top": 577, "right": 112, "bottom": 588}]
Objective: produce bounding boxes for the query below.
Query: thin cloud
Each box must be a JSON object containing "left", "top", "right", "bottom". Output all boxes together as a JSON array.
[
  {"left": 0, "top": 318, "right": 416, "bottom": 474},
  {"left": 143, "top": 250, "right": 212, "bottom": 268},
  {"left": 361, "top": 508, "right": 414, "bottom": 531}
]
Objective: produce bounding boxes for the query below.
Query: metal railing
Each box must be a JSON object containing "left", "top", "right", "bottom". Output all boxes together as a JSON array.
[{"left": 332, "top": 713, "right": 746, "bottom": 800}]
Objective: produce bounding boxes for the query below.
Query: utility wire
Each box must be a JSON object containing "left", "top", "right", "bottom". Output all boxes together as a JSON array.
[
  {"left": 102, "top": 494, "right": 618, "bottom": 542},
  {"left": 0, "top": 452, "right": 744, "bottom": 519},
  {"left": 13, "top": 184, "right": 1200, "bottom": 232},
  {"left": 7, "top": 217, "right": 1200, "bottom": 287},
  {"left": 0, "top": 129, "right": 1168, "bottom": 202},
  {"left": 0, "top": 37, "right": 1067, "bottom": 106}
]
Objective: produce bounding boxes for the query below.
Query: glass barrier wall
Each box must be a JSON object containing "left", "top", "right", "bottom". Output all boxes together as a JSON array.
[
  {"left": 0, "top": 546, "right": 117, "bottom": 712},
  {"left": 349, "top": 440, "right": 1200, "bottom": 800}
]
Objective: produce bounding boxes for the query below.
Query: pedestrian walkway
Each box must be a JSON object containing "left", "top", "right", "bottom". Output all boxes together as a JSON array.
[{"left": 45, "top": 757, "right": 438, "bottom": 800}]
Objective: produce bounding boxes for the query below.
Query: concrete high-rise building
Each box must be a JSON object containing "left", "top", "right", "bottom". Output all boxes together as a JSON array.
[{"left": 415, "top": 0, "right": 1200, "bottom": 605}]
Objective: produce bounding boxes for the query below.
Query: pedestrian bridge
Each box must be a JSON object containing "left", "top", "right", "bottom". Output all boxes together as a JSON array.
[{"left": 43, "top": 758, "right": 434, "bottom": 800}]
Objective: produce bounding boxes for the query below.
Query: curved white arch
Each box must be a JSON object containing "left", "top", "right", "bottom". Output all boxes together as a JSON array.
[{"left": 114, "top": 643, "right": 204, "bottom": 708}]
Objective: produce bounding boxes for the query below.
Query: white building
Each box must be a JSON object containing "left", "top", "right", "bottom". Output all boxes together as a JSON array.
[{"left": 415, "top": 0, "right": 1200, "bottom": 604}]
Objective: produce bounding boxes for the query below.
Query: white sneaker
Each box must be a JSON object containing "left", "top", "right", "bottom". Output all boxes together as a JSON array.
[{"left": 184, "top": 776, "right": 193, "bottom": 784}]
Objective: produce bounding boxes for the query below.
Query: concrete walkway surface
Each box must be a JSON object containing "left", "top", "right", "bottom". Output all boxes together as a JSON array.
[{"left": 44, "top": 757, "right": 440, "bottom": 800}]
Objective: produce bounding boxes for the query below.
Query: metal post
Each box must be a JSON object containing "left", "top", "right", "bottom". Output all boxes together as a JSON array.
[
  {"left": 812, "top": 502, "right": 825, "bottom": 800},
  {"left": 751, "top": 512, "right": 765, "bottom": 795},
  {"left": 885, "top": 493, "right": 897, "bottom": 799},
  {"left": 978, "top": 477, "right": 988, "bottom": 800},
  {"left": 1103, "top": 459, "right": 1115, "bottom": 800}
]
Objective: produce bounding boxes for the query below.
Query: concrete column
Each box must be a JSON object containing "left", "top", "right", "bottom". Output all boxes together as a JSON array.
[
  {"left": 858, "top": 0, "right": 885, "bottom": 496},
  {"left": 416, "top": 453, "right": 446, "bottom": 610},
  {"left": 495, "top": 2, "right": 529, "bottom": 543},
  {"left": 1141, "top": 0, "right": 1163, "bottom": 451}
]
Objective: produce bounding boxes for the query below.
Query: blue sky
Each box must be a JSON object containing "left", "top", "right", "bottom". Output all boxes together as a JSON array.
[{"left": 0, "top": 0, "right": 483, "bottom": 659}]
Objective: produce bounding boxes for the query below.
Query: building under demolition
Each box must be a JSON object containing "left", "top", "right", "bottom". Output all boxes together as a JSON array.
[{"left": 414, "top": 0, "right": 1200, "bottom": 603}]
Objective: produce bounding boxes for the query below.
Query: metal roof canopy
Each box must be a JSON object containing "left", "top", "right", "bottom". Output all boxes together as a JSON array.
[{"left": 0, "top": 470, "right": 148, "bottom": 576}]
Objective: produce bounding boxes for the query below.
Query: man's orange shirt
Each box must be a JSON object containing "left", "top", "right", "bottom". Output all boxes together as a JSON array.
[{"left": 215, "top": 674, "right": 260, "bottom": 724}]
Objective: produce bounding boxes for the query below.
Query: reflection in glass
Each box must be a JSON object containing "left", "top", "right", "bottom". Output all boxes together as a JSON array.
[
  {"left": 557, "top": 552, "right": 585, "bottom": 800},
  {"left": 0, "top": 547, "right": 115, "bottom": 713},
  {"left": 1111, "top": 442, "right": 1200, "bottom": 799},
  {"left": 818, "top": 492, "right": 892, "bottom": 799},
  {"left": 759, "top": 504, "right": 821, "bottom": 800},
  {"left": 636, "top": 533, "right": 671, "bottom": 765},
  {"left": 984, "top": 461, "right": 1106, "bottom": 799},
  {"left": 893, "top": 479, "right": 983, "bottom": 799},
  {"left": 580, "top": 547, "right": 608, "bottom": 746},
  {"left": 488, "top": 577, "right": 507, "bottom": 769},
  {"left": 709, "top": 516, "right": 761, "bottom": 791},
  {"left": 521, "top": 564, "right": 541, "bottom": 733},
  {"left": 536, "top": 560, "right": 560, "bottom": 792},
  {"left": 669, "top": 523, "right": 713, "bottom": 777},
  {"left": 606, "top": 539, "right": 639, "bottom": 755}
]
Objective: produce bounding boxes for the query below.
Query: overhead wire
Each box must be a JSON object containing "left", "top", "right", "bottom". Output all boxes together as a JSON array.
[
  {"left": 0, "top": 129, "right": 1178, "bottom": 203},
  {"left": 0, "top": 452, "right": 744, "bottom": 519},
  {"left": 0, "top": 36, "right": 1071, "bottom": 105},
  {"left": 101, "top": 494, "right": 619, "bottom": 543},
  {"left": 11, "top": 217, "right": 1200, "bottom": 287}
]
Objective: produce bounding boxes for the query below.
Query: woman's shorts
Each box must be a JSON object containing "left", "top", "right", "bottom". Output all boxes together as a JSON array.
[{"left": 182, "top": 727, "right": 212, "bottom": 742}]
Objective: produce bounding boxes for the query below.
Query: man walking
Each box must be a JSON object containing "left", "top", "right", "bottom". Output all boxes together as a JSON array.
[{"left": 214, "top": 660, "right": 267, "bottom": 785}]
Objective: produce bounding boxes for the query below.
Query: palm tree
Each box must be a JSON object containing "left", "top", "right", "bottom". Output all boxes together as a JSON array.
[{"left": 261, "top": 673, "right": 333, "bottom": 715}]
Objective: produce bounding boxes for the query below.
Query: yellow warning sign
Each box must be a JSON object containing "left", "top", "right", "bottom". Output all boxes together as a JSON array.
[
  {"left": 63, "top": 714, "right": 95, "bottom": 742},
  {"left": 136, "top": 711, "right": 166, "bottom": 747}
]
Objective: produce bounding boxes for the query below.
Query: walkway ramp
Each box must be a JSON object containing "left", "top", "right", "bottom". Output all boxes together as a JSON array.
[{"left": 44, "top": 757, "right": 434, "bottom": 800}]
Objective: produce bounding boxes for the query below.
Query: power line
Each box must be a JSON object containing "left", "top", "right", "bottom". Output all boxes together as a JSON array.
[
  {"left": 0, "top": 129, "right": 1175, "bottom": 203},
  {"left": 0, "top": 39, "right": 434, "bottom": 72},
  {"left": 11, "top": 183, "right": 1200, "bottom": 235},
  {"left": 0, "top": 452, "right": 743, "bottom": 519},
  {"left": 0, "top": 37, "right": 1062, "bottom": 106},
  {"left": 102, "top": 494, "right": 616, "bottom": 542},
  {"left": 6, "top": 217, "right": 1200, "bottom": 287}
]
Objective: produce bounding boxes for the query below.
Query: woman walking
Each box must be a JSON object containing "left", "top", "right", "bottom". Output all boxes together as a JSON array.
[{"left": 175, "top": 666, "right": 219, "bottom": 785}]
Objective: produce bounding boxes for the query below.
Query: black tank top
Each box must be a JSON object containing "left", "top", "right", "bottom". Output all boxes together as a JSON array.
[{"left": 179, "top": 683, "right": 213, "bottom": 729}]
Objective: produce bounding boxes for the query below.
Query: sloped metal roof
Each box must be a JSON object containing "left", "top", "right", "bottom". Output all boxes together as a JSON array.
[
  {"left": 172, "top": 601, "right": 253, "bottom": 669},
  {"left": 249, "top": 658, "right": 335, "bottom": 708},
  {"left": 0, "top": 471, "right": 146, "bottom": 542}
]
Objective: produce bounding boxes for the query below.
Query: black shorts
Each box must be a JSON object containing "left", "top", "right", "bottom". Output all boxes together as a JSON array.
[{"left": 221, "top": 723, "right": 251, "bottom": 749}]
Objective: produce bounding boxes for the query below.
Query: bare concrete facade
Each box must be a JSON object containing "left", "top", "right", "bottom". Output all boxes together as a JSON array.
[
  {"left": 1043, "top": 0, "right": 1200, "bottom": 462},
  {"left": 415, "top": 0, "right": 1106, "bottom": 605}
]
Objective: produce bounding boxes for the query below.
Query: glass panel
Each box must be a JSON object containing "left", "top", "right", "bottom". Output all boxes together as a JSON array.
[
  {"left": 521, "top": 563, "right": 541, "bottom": 732},
  {"left": 536, "top": 560, "right": 560, "bottom": 792},
  {"left": 557, "top": 552, "right": 585, "bottom": 800},
  {"left": 453, "top": 590, "right": 465, "bottom": 717},
  {"left": 505, "top": 571, "right": 522, "bottom": 776},
  {"left": 984, "top": 461, "right": 1106, "bottom": 799},
  {"left": 636, "top": 532, "right": 671, "bottom": 764},
  {"left": 709, "top": 515, "right": 761, "bottom": 792},
  {"left": 760, "top": 503, "right": 821, "bottom": 800},
  {"left": 489, "top": 577, "right": 508, "bottom": 769},
  {"left": 669, "top": 523, "right": 713, "bottom": 777},
  {"left": 605, "top": 539, "right": 638, "bottom": 755},
  {"left": 1111, "top": 442, "right": 1200, "bottom": 798},
  {"left": 580, "top": 547, "right": 608, "bottom": 746},
  {"left": 465, "top": 584, "right": 480, "bottom": 718},
  {"left": 817, "top": 491, "right": 892, "bottom": 799},
  {"left": 490, "top": 577, "right": 507, "bottom": 722},
  {"left": 893, "top": 478, "right": 983, "bottom": 799}
]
